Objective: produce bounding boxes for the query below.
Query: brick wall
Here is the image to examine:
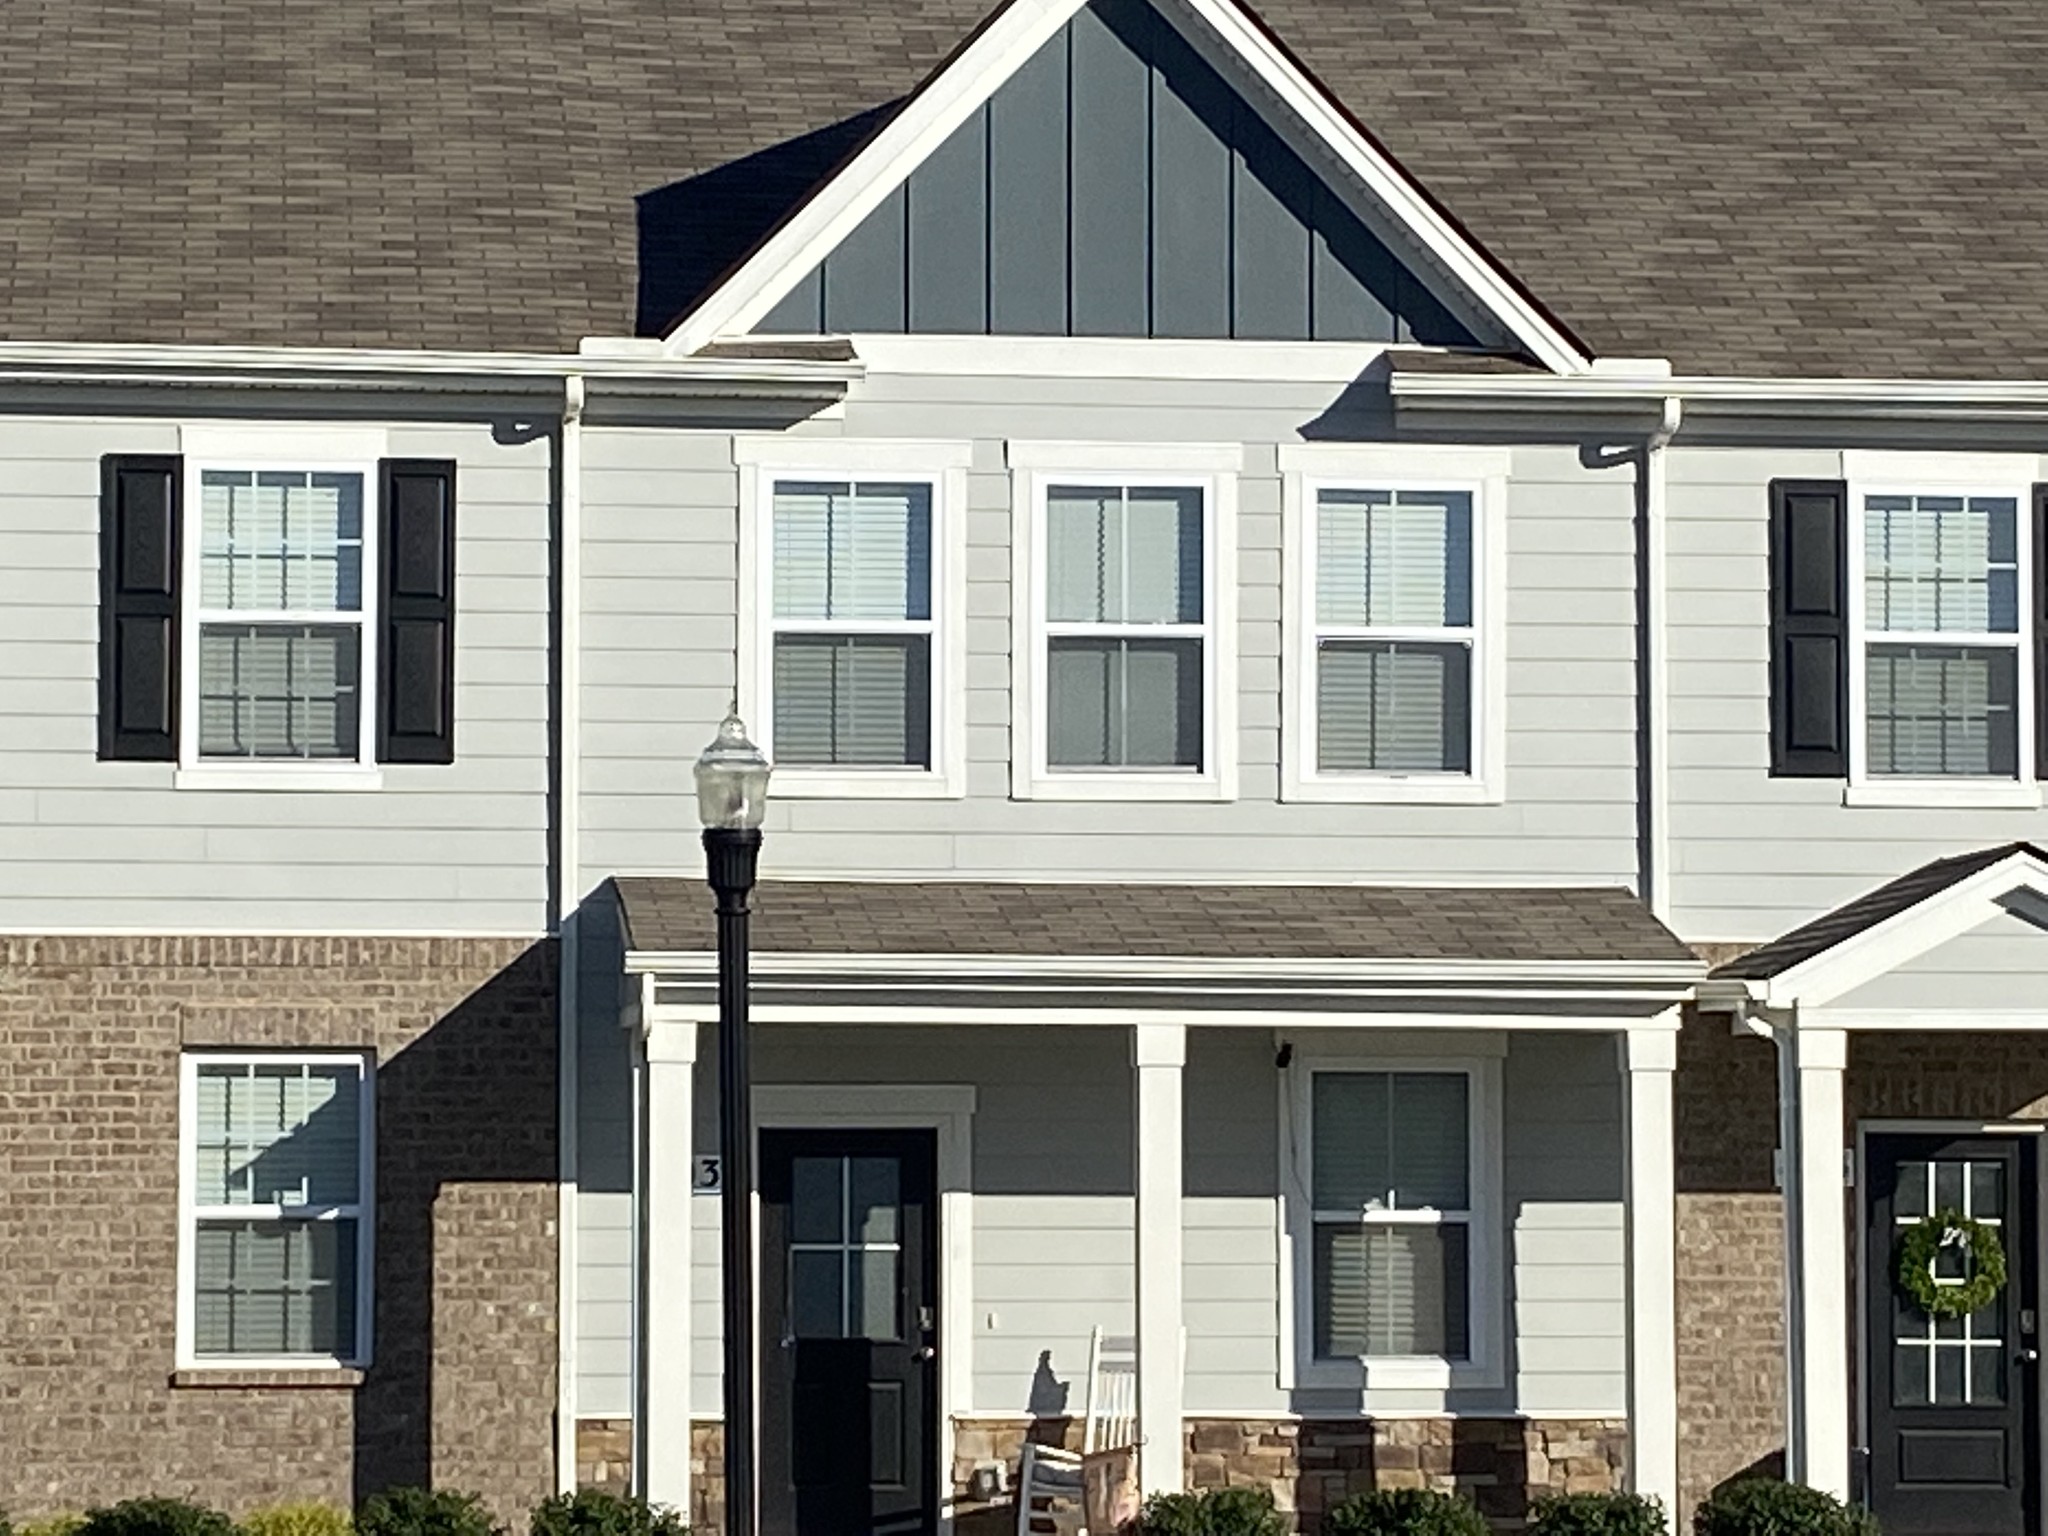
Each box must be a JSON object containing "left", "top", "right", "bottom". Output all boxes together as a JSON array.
[
  {"left": 0, "top": 936, "right": 558, "bottom": 1522},
  {"left": 1673, "top": 1003, "right": 1787, "bottom": 1516}
]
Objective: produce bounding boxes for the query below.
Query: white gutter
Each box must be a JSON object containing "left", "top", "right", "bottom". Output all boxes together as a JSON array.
[
  {"left": 1643, "top": 398, "right": 1682, "bottom": 921},
  {"left": 554, "top": 373, "right": 586, "bottom": 1492},
  {"left": 1395, "top": 370, "right": 2048, "bottom": 412},
  {"left": 622, "top": 951, "right": 1706, "bottom": 984},
  {"left": 0, "top": 340, "right": 860, "bottom": 394}
]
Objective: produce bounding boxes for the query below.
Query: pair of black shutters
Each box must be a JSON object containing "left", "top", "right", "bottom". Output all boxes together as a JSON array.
[
  {"left": 98, "top": 454, "right": 458, "bottom": 764},
  {"left": 1768, "top": 479, "right": 2048, "bottom": 778}
]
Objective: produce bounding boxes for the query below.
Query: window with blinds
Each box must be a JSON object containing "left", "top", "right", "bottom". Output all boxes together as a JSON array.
[
  {"left": 1310, "top": 1071, "right": 1472, "bottom": 1361},
  {"left": 195, "top": 469, "right": 367, "bottom": 760},
  {"left": 1044, "top": 483, "right": 1206, "bottom": 769},
  {"left": 1311, "top": 488, "right": 1474, "bottom": 775},
  {"left": 769, "top": 480, "right": 935, "bottom": 768},
  {"left": 1861, "top": 492, "right": 2023, "bottom": 778},
  {"left": 183, "top": 1055, "right": 372, "bottom": 1365}
]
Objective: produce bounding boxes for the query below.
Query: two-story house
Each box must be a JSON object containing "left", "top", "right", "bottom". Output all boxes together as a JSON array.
[{"left": 7, "top": 1, "right": 2048, "bottom": 1534}]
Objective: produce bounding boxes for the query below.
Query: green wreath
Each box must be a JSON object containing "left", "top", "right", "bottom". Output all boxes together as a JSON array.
[{"left": 1897, "top": 1209, "right": 2007, "bottom": 1319}]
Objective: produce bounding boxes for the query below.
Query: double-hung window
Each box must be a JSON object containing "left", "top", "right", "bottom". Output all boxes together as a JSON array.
[
  {"left": 177, "top": 1053, "right": 375, "bottom": 1370},
  {"left": 739, "top": 440, "right": 967, "bottom": 797},
  {"left": 1282, "top": 449, "right": 1506, "bottom": 803},
  {"left": 1013, "top": 443, "right": 1238, "bottom": 800},
  {"left": 1290, "top": 1052, "right": 1501, "bottom": 1392},
  {"left": 1855, "top": 488, "right": 2028, "bottom": 784}
]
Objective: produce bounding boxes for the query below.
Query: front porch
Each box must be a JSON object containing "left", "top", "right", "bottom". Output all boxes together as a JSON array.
[{"left": 609, "top": 877, "right": 1701, "bottom": 1532}]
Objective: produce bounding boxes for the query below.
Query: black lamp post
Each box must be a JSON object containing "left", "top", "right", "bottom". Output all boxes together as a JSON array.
[{"left": 694, "top": 708, "right": 771, "bottom": 1536}]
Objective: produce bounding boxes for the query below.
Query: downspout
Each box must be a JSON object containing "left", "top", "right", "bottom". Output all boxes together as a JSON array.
[
  {"left": 555, "top": 372, "right": 587, "bottom": 1492},
  {"left": 1643, "top": 398, "right": 1683, "bottom": 921}
]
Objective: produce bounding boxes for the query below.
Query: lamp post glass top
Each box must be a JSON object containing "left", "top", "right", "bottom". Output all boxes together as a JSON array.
[{"left": 695, "top": 708, "right": 772, "bottom": 830}]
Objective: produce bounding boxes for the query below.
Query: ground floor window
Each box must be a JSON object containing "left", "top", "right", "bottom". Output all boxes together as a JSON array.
[{"left": 177, "top": 1051, "right": 374, "bottom": 1367}]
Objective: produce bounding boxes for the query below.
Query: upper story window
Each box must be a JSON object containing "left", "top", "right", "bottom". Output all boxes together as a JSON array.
[
  {"left": 737, "top": 439, "right": 968, "bottom": 798},
  {"left": 178, "top": 1052, "right": 375, "bottom": 1370},
  {"left": 1010, "top": 442, "right": 1239, "bottom": 802},
  {"left": 1858, "top": 490, "right": 2025, "bottom": 780},
  {"left": 1281, "top": 447, "right": 1508, "bottom": 803},
  {"left": 99, "top": 426, "right": 457, "bottom": 787}
]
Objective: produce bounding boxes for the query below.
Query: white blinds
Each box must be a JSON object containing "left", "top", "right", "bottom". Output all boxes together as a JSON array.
[
  {"left": 199, "top": 470, "right": 364, "bottom": 613},
  {"left": 1867, "top": 644, "right": 2018, "bottom": 777},
  {"left": 1046, "top": 637, "right": 1202, "bottom": 769},
  {"left": 196, "top": 624, "right": 361, "bottom": 760},
  {"left": 770, "top": 480, "right": 934, "bottom": 768},
  {"left": 1315, "top": 1223, "right": 1470, "bottom": 1358},
  {"left": 1316, "top": 489, "right": 1471, "bottom": 629},
  {"left": 193, "top": 1061, "right": 361, "bottom": 1207},
  {"left": 1312, "top": 1072, "right": 1469, "bottom": 1211},
  {"left": 192, "top": 1219, "right": 356, "bottom": 1357},
  {"left": 1046, "top": 485, "right": 1203, "bottom": 624},
  {"left": 1864, "top": 494, "right": 2017, "bottom": 634},
  {"left": 1317, "top": 642, "right": 1468, "bottom": 773}
]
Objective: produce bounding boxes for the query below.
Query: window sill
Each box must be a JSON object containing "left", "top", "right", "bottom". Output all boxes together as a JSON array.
[
  {"left": 174, "top": 765, "right": 385, "bottom": 793},
  {"left": 1291, "top": 1358, "right": 1502, "bottom": 1394},
  {"left": 1018, "top": 772, "right": 1235, "bottom": 803},
  {"left": 1283, "top": 775, "right": 1504, "bottom": 806},
  {"left": 770, "top": 771, "right": 964, "bottom": 801},
  {"left": 1842, "top": 781, "right": 2041, "bottom": 810},
  {"left": 171, "top": 1366, "right": 365, "bottom": 1389}
]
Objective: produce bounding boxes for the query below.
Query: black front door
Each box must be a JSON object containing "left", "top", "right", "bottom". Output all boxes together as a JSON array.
[
  {"left": 1865, "top": 1132, "right": 2038, "bottom": 1536},
  {"left": 760, "top": 1128, "right": 938, "bottom": 1536}
]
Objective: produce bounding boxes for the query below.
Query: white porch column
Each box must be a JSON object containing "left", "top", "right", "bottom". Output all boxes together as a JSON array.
[
  {"left": 1132, "top": 1021, "right": 1186, "bottom": 1497},
  {"left": 640, "top": 1015, "right": 698, "bottom": 1511},
  {"left": 1791, "top": 1024, "right": 1852, "bottom": 1500},
  {"left": 1623, "top": 1024, "right": 1679, "bottom": 1514}
]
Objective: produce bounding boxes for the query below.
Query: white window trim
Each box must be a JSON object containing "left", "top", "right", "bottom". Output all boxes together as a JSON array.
[
  {"left": 1844, "top": 473, "right": 2039, "bottom": 809},
  {"left": 174, "top": 1049, "right": 377, "bottom": 1373},
  {"left": 1280, "top": 451, "right": 1508, "bottom": 804},
  {"left": 1009, "top": 442, "right": 1239, "bottom": 801},
  {"left": 174, "top": 425, "right": 391, "bottom": 791},
  {"left": 735, "top": 438, "right": 970, "bottom": 799},
  {"left": 1279, "top": 1040, "right": 1505, "bottom": 1396}
]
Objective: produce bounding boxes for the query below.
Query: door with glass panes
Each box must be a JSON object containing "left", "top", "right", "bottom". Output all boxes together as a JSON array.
[{"left": 1864, "top": 1133, "right": 2038, "bottom": 1536}]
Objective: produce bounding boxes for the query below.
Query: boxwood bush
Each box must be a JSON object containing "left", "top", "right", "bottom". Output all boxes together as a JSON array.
[
  {"left": 1323, "top": 1488, "right": 1491, "bottom": 1536},
  {"left": 1692, "top": 1480, "right": 1879, "bottom": 1536},
  {"left": 1532, "top": 1492, "right": 1669, "bottom": 1536},
  {"left": 243, "top": 1505, "right": 352, "bottom": 1536},
  {"left": 1135, "top": 1486, "right": 1287, "bottom": 1536},
  {"left": 529, "top": 1492, "right": 686, "bottom": 1536},
  {"left": 356, "top": 1491, "right": 502, "bottom": 1536},
  {"left": 78, "top": 1503, "right": 238, "bottom": 1536}
]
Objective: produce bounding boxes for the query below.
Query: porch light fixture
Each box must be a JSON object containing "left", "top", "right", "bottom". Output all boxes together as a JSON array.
[{"left": 694, "top": 706, "right": 770, "bottom": 1536}]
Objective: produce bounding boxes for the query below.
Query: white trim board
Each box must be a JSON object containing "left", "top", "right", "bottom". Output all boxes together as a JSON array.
[{"left": 660, "top": 0, "right": 1588, "bottom": 374}]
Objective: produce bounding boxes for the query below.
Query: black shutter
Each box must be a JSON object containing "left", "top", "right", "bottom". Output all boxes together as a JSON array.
[
  {"left": 377, "top": 459, "right": 457, "bottom": 764},
  {"left": 1768, "top": 478, "right": 1849, "bottom": 777},
  {"left": 2036, "top": 486, "right": 2048, "bottom": 781},
  {"left": 98, "top": 454, "right": 181, "bottom": 760}
]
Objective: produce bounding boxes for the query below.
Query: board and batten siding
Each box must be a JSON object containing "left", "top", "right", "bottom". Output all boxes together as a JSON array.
[
  {"left": 577, "top": 384, "right": 1641, "bottom": 889},
  {"left": 1664, "top": 445, "right": 2048, "bottom": 943},
  {"left": 0, "top": 415, "right": 553, "bottom": 933},
  {"left": 561, "top": 1024, "right": 1630, "bottom": 1420}
]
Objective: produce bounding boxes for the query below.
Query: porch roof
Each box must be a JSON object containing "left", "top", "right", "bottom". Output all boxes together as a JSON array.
[
  {"left": 612, "top": 876, "right": 1694, "bottom": 965},
  {"left": 1711, "top": 842, "right": 2048, "bottom": 981}
]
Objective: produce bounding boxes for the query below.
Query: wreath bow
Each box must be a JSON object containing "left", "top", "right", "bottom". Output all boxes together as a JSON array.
[{"left": 1897, "top": 1208, "right": 2007, "bottom": 1319}]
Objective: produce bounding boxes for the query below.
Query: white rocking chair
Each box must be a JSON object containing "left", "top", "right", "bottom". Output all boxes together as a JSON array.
[{"left": 1014, "top": 1327, "right": 1138, "bottom": 1536}]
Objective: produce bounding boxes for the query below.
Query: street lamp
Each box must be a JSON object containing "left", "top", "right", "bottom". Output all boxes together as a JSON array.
[{"left": 694, "top": 707, "right": 770, "bottom": 1536}]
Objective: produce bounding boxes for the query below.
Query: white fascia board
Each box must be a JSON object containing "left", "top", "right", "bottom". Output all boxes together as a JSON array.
[
  {"left": 1760, "top": 850, "right": 2048, "bottom": 1009},
  {"left": 851, "top": 333, "right": 1400, "bottom": 382},
  {"left": 660, "top": 0, "right": 1590, "bottom": 375},
  {"left": 623, "top": 948, "right": 1705, "bottom": 986},
  {"left": 0, "top": 339, "right": 860, "bottom": 394},
  {"left": 1393, "top": 370, "right": 2048, "bottom": 414}
]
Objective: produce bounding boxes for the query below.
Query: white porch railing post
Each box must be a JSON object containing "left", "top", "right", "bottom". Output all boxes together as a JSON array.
[
  {"left": 1132, "top": 1021, "right": 1186, "bottom": 1498},
  {"left": 642, "top": 1016, "right": 699, "bottom": 1512},
  {"left": 1623, "top": 1023, "right": 1680, "bottom": 1514},
  {"left": 1792, "top": 1024, "right": 1852, "bottom": 1499}
]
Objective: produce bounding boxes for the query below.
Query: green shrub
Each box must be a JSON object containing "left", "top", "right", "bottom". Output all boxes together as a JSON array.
[
  {"left": 1324, "top": 1488, "right": 1491, "bottom": 1536},
  {"left": 1136, "top": 1486, "right": 1287, "bottom": 1536},
  {"left": 1692, "top": 1480, "right": 1879, "bottom": 1536},
  {"left": 528, "top": 1493, "right": 685, "bottom": 1536},
  {"left": 1533, "top": 1493, "right": 1670, "bottom": 1536},
  {"left": 355, "top": 1491, "right": 501, "bottom": 1536},
  {"left": 20, "top": 1515, "right": 87, "bottom": 1536},
  {"left": 78, "top": 1501, "right": 239, "bottom": 1536},
  {"left": 244, "top": 1506, "right": 351, "bottom": 1536}
]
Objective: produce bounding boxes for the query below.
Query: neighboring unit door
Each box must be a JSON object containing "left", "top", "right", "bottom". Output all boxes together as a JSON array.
[
  {"left": 1865, "top": 1132, "right": 2038, "bottom": 1536},
  {"left": 761, "top": 1128, "right": 939, "bottom": 1536}
]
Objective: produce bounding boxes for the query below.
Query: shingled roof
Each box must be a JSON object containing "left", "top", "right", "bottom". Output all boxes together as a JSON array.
[
  {"left": 7, "top": 0, "right": 2046, "bottom": 377},
  {"left": 612, "top": 877, "right": 1696, "bottom": 964}
]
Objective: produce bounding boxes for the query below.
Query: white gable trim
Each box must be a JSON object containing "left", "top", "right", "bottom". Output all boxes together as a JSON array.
[
  {"left": 1757, "top": 848, "right": 2048, "bottom": 1009},
  {"left": 661, "top": 0, "right": 1590, "bottom": 374}
]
